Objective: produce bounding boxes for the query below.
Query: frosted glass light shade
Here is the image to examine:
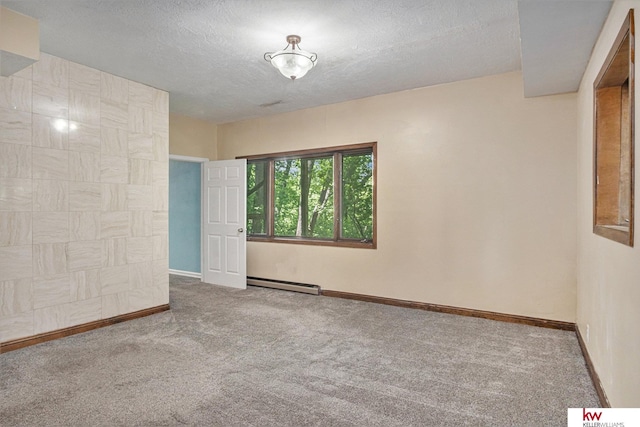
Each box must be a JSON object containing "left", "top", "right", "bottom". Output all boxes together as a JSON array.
[{"left": 265, "top": 35, "right": 317, "bottom": 80}]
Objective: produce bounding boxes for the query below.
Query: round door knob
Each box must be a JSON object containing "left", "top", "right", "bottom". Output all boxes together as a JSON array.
[{"left": 238, "top": 228, "right": 244, "bottom": 233}]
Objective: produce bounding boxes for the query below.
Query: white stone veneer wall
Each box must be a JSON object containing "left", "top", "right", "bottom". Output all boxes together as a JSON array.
[{"left": 0, "top": 53, "right": 169, "bottom": 342}]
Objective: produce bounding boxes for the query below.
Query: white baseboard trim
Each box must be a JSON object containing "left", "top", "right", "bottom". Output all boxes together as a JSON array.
[{"left": 169, "top": 269, "right": 202, "bottom": 279}]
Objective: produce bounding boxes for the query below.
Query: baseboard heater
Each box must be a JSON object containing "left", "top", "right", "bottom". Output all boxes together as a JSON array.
[{"left": 246, "top": 276, "right": 320, "bottom": 295}]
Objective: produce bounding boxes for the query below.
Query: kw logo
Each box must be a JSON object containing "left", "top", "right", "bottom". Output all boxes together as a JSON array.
[{"left": 583, "top": 408, "right": 603, "bottom": 421}]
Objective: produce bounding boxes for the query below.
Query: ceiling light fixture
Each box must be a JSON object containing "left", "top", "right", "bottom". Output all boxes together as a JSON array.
[{"left": 264, "top": 35, "right": 317, "bottom": 80}]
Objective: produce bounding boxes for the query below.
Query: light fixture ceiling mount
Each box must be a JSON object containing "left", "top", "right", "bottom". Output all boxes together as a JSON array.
[{"left": 264, "top": 35, "right": 317, "bottom": 80}]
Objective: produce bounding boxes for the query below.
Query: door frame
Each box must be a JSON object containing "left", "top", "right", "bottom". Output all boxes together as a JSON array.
[{"left": 168, "top": 154, "right": 208, "bottom": 278}]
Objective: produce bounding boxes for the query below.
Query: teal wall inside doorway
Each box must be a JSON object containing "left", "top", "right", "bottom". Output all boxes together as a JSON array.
[{"left": 169, "top": 160, "right": 201, "bottom": 273}]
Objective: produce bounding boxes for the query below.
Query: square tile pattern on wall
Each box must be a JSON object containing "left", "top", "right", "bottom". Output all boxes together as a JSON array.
[{"left": 0, "top": 53, "right": 169, "bottom": 343}]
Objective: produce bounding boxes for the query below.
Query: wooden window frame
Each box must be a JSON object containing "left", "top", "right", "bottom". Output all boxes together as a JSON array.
[
  {"left": 239, "top": 142, "right": 377, "bottom": 249},
  {"left": 593, "top": 9, "right": 635, "bottom": 246}
]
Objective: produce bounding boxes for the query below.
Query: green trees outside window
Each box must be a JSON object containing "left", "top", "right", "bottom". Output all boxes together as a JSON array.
[
  {"left": 247, "top": 160, "right": 268, "bottom": 235},
  {"left": 341, "top": 152, "right": 374, "bottom": 240},
  {"left": 274, "top": 157, "right": 334, "bottom": 238},
  {"left": 244, "top": 143, "right": 376, "bottom": 248}
]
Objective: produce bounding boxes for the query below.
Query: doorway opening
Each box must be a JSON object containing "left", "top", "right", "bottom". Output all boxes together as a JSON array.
[{"left": 168, "top": 155, "right": 208, "bottom": 278}]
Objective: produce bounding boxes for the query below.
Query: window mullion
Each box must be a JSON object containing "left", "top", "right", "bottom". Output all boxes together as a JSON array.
[
  {"left": 268, "top": 159, "right": 275, "bottom": 237},
  {"left": 333, "top": 152, "right": 341, "bottom": 241}
]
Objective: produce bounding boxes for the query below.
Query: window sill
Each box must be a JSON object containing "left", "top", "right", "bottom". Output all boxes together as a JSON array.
[
  {"left": 247, "top": 236, "right": 376, "bottom": 249},
  {"left": 593, "top": 224, "right": 633, "bottom": 246}
]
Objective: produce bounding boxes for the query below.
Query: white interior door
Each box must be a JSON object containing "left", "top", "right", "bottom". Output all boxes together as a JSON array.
[{"left": 202, "top": 159, "right": 246, "bottom": 289}]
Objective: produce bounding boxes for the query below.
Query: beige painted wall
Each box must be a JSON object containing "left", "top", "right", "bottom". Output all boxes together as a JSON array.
[
  {"left": 576, "top": 1, "right": 640, "bottom": 407},
  {"left": 169, "top": 113, "right": 217, "bottom": 160},
  {"left": 218, "top": 71, "right": 578, "bottom": 322},
  {"left": 0, "top": 6, "right": 39, "bottom": 60}
]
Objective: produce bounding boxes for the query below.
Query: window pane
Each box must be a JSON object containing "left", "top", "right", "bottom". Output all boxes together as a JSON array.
[
  {"left": 247, "top": 161, "right": 268, "bottom": 235},
  {"left": 342, "top": 152, "right": 373, "bottom": 240},
  {"left": 274, "top": 157, "right": 334, "bottom": 238}
]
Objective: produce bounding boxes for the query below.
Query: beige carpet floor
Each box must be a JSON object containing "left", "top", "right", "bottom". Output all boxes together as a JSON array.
[{"left": 0, "top": 275, "right": 598, "bottom": 426}]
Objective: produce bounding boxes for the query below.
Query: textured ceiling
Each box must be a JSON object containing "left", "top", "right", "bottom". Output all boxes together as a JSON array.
[{"left": 2, "top": 0, "right": 611, "bottom": 124}]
